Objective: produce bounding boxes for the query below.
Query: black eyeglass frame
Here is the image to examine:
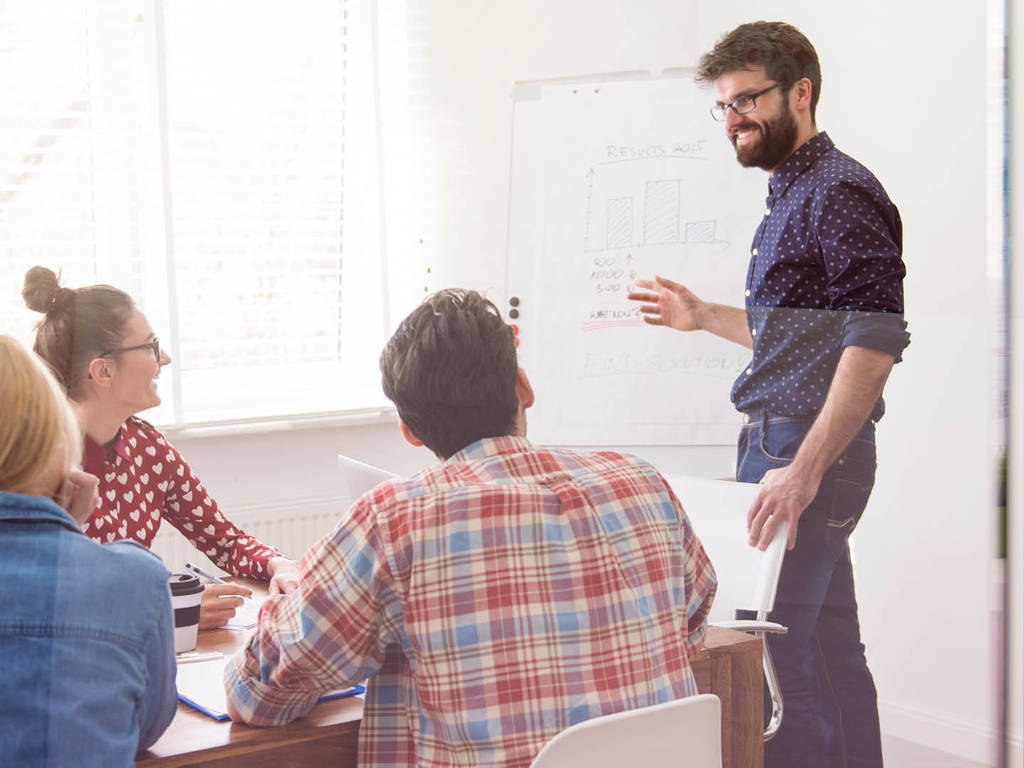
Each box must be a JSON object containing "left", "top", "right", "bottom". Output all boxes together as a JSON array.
[
  {"left": 710, "top": 83, "right": 784, "bottom": 122},
  {"left": 99, "top": 338, "right": 161, "bottom": 362}
]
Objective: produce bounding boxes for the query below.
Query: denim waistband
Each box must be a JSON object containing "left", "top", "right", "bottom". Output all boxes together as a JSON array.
[
  {"left": 741, "top": 410, "right": 877, "bottom": 441},
  {"left": 740, "top": 409, "right": 816, "bottom": 427}
]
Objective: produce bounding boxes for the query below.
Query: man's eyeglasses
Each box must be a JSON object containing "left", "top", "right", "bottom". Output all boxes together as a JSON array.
[
  {"left": 100, "top": 338, "right": 161, "bottom": 362},
  {"left": 710, "top": 83, "right": 782, "bottom": 122}
]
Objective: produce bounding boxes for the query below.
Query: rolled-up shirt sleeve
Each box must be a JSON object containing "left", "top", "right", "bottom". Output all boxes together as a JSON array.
[
  {"left": 225, "top": 497, "right": 398, "bottom": 726},
  {"left": 842, "top": 311, "right": 910, "bottom": 361},
  {"left": 815, "top": 180, "right": 910, "bottom": 361}
]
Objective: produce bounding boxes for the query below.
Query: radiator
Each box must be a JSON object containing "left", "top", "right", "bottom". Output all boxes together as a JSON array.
[{"left": 149, "top": 494, "right": 350, "bottom": 576}]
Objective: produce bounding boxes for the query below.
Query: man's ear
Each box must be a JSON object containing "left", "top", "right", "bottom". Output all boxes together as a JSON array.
[
  {"left": 398, "top": 418, "right": 424, "bottom": 448},
  {"left": 792, "top": 77, "right": 814, "bottom": 117},
  {"left": 514, "top": 367, "right": 535, "bottom": 410},
  {"left": 86, "top": 357, "right": 115, "bottom": 389}
]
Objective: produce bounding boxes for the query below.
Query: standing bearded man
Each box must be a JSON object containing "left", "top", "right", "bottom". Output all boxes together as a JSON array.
[{"left": 629, "top": 21, "right": 909, "bottom": 768}]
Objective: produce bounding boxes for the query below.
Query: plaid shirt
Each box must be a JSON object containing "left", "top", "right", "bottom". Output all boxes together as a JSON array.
[{"left": 226, "top": 436, "right": 716, "bottom": 768}]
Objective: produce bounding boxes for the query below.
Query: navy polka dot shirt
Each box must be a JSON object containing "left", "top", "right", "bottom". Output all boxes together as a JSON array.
[{"left": 731, "top": 132, "right": 910, "bottom": 421}]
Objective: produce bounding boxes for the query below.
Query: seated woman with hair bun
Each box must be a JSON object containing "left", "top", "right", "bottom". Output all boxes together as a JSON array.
[
  {"left": 23, "top": 266, "right": 300, "bottom": 629},
  {"left": 0, "top": 334, "right": 177, "bottom": 763}
]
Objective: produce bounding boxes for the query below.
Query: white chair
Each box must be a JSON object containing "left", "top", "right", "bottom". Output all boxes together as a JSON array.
[
  {"left": 529, "top": 694, "right": 722, "bottom": 768},
  {"left": 661, "top": 474, "right": 788, "bottom": 741}
]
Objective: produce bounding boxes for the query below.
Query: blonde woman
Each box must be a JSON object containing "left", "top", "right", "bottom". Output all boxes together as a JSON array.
[
  {"left": 0, "top": 335, "right": 177, "bottom": 764},
  {"left": 23, "top": 266, "right": 300, "bottom": 628}
]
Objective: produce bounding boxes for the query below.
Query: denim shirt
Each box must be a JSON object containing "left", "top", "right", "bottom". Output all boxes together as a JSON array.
[{"left": 0, "top": 492, "right": 178, "bottom": 767}]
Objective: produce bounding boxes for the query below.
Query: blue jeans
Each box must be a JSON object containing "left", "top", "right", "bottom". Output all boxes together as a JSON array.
[{"left": 736, "top": 412, "right": 882, "bottom": 768}]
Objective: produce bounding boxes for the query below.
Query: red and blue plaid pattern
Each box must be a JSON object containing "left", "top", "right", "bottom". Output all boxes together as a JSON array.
[{"left": 226, "top": 436, "right": 716, "bottom": 767}]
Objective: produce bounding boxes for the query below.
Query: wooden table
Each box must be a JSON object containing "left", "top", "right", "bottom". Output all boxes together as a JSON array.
[{"left": 138, "top": 592, "right": 762, "bottom": 767}]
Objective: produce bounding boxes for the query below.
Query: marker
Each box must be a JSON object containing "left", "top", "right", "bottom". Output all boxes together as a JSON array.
[
  {"left": 184, "top": 561, "right": 228, "bottom": 585},
  {"left": 185, "top": 562, "right": 252, "bottom": 602}
]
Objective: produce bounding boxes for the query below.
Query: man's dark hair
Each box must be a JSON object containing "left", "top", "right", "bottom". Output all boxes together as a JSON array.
[
  {"left": 380, "top": 289, "right": 519, "bottom": 459},
  {"left": 696, "top": 21, "right": 822, "bottom": 123}
]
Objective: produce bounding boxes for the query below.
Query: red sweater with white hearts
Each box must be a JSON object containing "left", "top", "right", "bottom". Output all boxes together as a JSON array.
[{"left": 81, "top": 417, "right": 282, "bottom": 579}]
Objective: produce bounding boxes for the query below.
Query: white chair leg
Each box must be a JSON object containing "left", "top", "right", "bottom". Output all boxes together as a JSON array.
[
  {"left": 762, "top": 642, "right": 784, "bottom": 741},
  {"left": 713, "top": 620, "right": 788, "bottom": 742}
]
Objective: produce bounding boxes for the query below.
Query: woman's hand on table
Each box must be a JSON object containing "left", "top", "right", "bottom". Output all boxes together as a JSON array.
[
  {"left": 198, "top": 582, "right": 253, "bottom": 629},
  {"left": 268, "top": 557, "right": 300, "bottom": 595}
]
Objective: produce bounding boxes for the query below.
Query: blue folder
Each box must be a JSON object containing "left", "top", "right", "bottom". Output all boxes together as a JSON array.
[{"left": 179, "top": 684, "right": 366, "bottom": 722}]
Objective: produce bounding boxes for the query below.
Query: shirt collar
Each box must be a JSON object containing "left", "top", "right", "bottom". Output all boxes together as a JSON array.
[
  {"left": 81, "top": 423, "right": 130, "bottom": 475},
  {"left": 0, "top": 491, "right": 83, "bottom": 533},
  {"left": 448, "top": 435, "right": 535, "bottom": 464},
  {"left": 768, "top": 131, "right": 833, "bottom": 199}
]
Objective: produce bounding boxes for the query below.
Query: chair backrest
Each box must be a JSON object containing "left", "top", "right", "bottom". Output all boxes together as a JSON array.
[
  {"left": 529, "top": 694, "right": 722, "bottom": 768},
  {"left": 661, "top": 474, "right": 786, "bottom": 622},
  {"left": 337, "top": 454, "right": 398, "bottom": 500}
]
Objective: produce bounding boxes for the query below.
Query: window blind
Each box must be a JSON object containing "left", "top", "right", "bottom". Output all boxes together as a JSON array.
[{"left": 0, "top": 0, "right": 393, "bottom": 426}]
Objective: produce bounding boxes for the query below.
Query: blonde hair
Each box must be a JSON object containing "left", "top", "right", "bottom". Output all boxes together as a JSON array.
[{"left": 0, "top": 336, "right": 82, "bottom": 496}]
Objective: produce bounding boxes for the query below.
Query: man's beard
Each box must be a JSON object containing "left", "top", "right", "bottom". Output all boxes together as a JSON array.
[{"left": 732, "top": 106, "right": 798, "bottom": 171}]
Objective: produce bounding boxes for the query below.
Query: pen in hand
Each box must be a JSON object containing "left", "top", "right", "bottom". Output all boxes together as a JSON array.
[
  {"left": 184, "top": 562, "right": 254, "bottom": 630},
  {"left": 184, "top": 562, "right": 253, "bottom": 600},
  {"left": 184, "top": 561, "right": 230, "bottom": 586}
]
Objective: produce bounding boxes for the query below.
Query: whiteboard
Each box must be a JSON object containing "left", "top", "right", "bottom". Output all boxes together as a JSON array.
[{"left": 507, "top": 71, "right": 764, "bottom": 445}]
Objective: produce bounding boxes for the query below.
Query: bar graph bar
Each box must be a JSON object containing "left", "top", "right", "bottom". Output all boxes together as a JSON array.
[
  {"left": 684, "top": 220, "right": 716, "bottom": 243},
  {"left": 606, "top": 197, "right": 633, "bottom": 248},
  {"left": 643, "top": 180, "right": 680, "bottom": 245}
]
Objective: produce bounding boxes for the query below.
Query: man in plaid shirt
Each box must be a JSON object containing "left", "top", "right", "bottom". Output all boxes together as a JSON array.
[{"left": 225, "top": 289, "right": 717, "bottom": 767}]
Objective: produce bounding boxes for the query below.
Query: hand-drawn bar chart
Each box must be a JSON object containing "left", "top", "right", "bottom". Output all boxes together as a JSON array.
[
  {"left": 507, "top": 74, "right": 765, "bottom": 445},
  {"left": 586, "top": 163, "right": 727, "bottom": 253}
]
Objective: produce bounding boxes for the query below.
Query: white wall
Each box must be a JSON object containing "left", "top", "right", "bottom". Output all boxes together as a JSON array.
[
  {"left": 688, "top": 3, "right": 994, "bottom": 762},
  {"left": 172, "top": 1, "right": 1004, "bottom": 761},
  {"left": 169, "top": 418, "right": 432, "bottom": 524}
]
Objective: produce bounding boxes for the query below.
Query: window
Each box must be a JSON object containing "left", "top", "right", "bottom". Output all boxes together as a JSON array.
[{"left": 0, "top": 0, "right": 396, "bottom": 426}]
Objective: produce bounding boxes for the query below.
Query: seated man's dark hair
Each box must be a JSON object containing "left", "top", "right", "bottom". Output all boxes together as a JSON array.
[
  {"left": 696, "top": 21, "right": 822, "bottom": 123},
  {"left": 380, "top": 289, "right": 519, "bottom": 459}
]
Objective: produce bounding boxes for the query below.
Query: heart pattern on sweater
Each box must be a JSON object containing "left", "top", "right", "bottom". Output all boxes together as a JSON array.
[{"left": 83, "top": 419, "right": 279, "bottom": 577}]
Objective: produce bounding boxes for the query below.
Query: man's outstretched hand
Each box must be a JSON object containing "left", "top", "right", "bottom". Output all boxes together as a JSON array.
[{"left": 627, "top": 275, "right": 706, "bottom": 331}]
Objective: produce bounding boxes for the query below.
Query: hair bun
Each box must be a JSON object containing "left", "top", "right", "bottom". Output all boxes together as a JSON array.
[{"left": 22, "top": 266, "right": 67, "bottom": 315}]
